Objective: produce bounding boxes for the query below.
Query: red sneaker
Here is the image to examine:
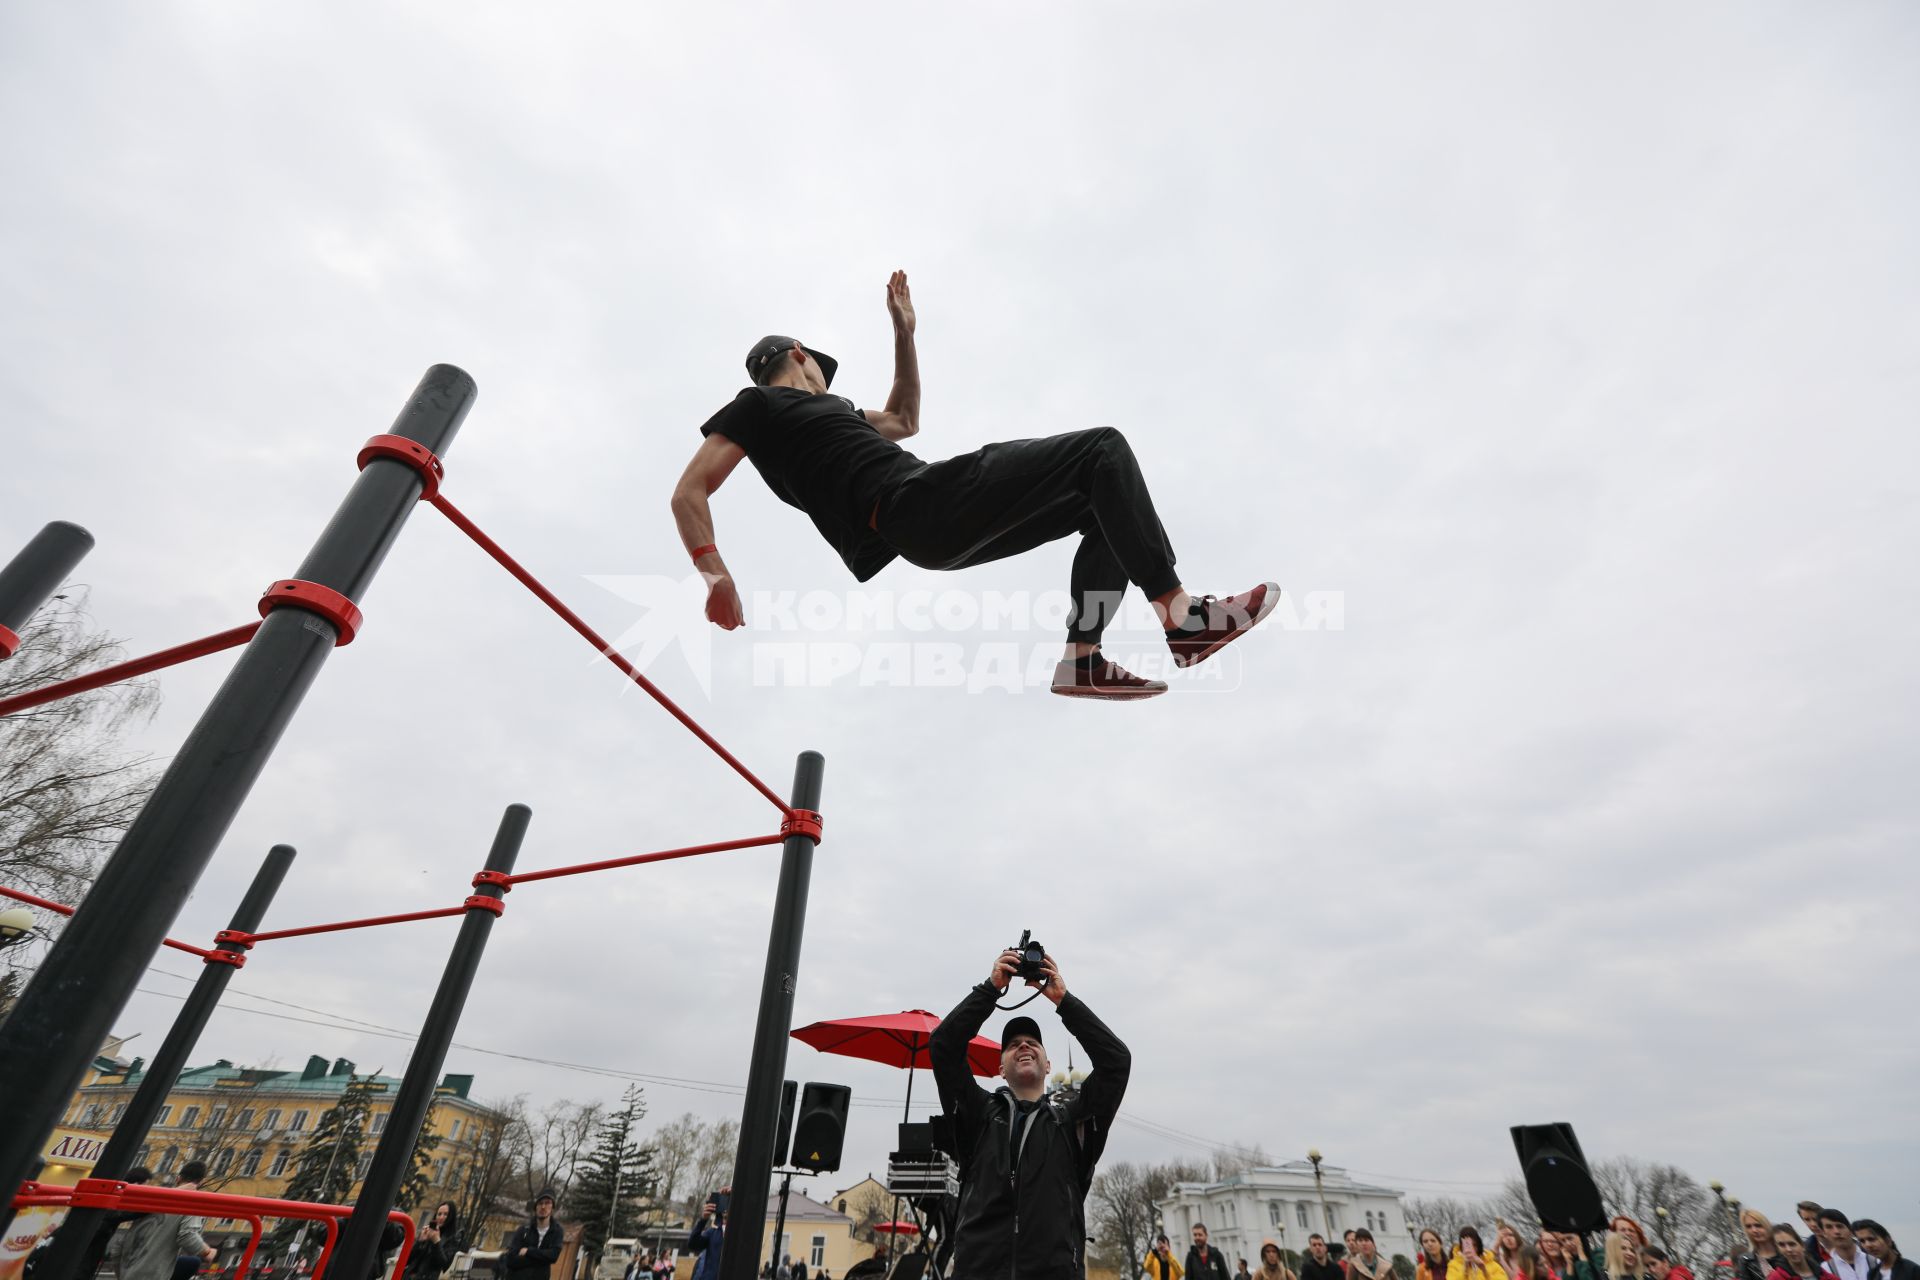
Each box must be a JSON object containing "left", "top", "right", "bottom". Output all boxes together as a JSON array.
[
  {"left": 1050, "top": 656, "right": 1168, "bottom": 700},
  {"left": 1166, "top": 582, "right": 1281, "bottom": 668}
]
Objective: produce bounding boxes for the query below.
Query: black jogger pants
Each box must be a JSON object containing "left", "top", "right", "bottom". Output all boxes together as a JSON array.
[{"left": 874, "top": 427, "right": 1182, "bottom": 643}]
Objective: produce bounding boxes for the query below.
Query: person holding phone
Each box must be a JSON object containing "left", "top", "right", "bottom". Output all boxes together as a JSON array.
[
  {"left": 1450, "top": 1229, "right": 1509, "bottom": 1280},
  {"left": 686, "top": 1190, "right": 728, "bottom": 1280}
]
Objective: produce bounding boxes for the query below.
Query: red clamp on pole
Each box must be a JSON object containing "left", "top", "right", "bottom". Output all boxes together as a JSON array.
[
  {"left": 462, "top": 895, "right": 506, "bottom": 917},
  {"left": 357, "top": 434, "right": 445, "bottom": 501},
  {"left": 0, "top": 623, "right": 20, "bottom": 660},
  {"left": 471, "top": 870, "right": 513, "bottom": 893},
  {"left": 781, "top": 809, "right": 824, "bottom": 843},
  {"left": 204, "top": 928, "right": 256, "bottom": 968},
  {"left": 258, "top": 581, "right": 363, "bottom": 646}
]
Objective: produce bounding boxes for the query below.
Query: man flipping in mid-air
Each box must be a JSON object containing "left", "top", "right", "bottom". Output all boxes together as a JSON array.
[{"left": 670, "top": 271, "right": 1279, "bottom": 699}]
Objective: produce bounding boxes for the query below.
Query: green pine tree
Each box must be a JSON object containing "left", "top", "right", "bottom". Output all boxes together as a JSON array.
[
  {"left": 399, "top": 1102, "right": 445, "bottom": 1213},
  {"left": 271, "top": 1077, "right": 379, "bottom": 1252},
  {"left": 568, "top": 1087, "right": 657, "bottom": 1266}
]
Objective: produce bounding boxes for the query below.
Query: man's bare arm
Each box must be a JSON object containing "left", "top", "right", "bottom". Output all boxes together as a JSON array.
[
  {"left": 863, "top": 270, "right": 919, "bottom": 441},
  {"left": 670, "top": 434, "right": 749, "bottom": 629}
]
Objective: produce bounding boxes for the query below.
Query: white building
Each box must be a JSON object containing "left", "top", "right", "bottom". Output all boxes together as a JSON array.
[{"left": 1155, "top": 1161, "right": 1411, "bottom": 1269}]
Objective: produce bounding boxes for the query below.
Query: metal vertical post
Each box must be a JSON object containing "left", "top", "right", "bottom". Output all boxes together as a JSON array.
[
  {"left": 33, "top": 846, "right": 298, "bottom": 1280},
  {"left": 718, "top": 751, "right": 824, "bottom": 1280},
  {"left": 0, "top": 365, "right": 477, "bottom": 1197},
  {"left": 328, "top": 804, "right": 530, "bottom": 1280},
  {"left": 0, "top": 521, "right": 94, "bottom": 657}
]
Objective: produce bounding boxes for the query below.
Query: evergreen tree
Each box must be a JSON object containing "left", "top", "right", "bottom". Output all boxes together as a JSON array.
[
  {"left": 270, "top": 1077, "right": 379, "bottom": 1252},
  {"left": 568, "top": 1087, "right": 657, "bottom": 1266},
  {"left": 399, "top": 1102, "right": 445, "bottom": 1214}
]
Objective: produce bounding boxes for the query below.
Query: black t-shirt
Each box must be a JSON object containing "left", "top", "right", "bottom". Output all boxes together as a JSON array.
[{"left": 699, "top": 386, "right": 925, "bottom": 581}]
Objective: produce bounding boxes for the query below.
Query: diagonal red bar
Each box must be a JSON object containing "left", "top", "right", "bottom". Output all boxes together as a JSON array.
[
  {"left": 502, "top": 832, "right": 786, "bottom": 886},
  {"left": 1, "top": 885, "right": 220, "bottom": 960},
  {"left": 0, "top": 622, "right": 261, "bottom": 718},
  {"left": 427, "top": 492, "right": 793, "bottom": 817}
]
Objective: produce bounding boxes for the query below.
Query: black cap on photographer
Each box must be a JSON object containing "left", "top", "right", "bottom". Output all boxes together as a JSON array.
[
  {"left": 745, "top": 335, "right": 839, "bottom": 388},
  {"left": 1002, "top": 1016, "right": 1044, "bottom": 1047}
]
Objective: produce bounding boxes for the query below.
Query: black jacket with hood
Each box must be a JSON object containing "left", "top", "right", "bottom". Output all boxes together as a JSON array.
[{"left": 929, "top": 981, "right": 1131, "bottom": 1280}]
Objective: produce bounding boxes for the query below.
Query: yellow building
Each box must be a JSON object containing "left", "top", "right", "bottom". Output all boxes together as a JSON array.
[
  {"left": 755, "top": 1191, "right": 865, "bottom": 1279},
  {"left": 56, "top": 1050, "right": 503, "bottom": 1249}
]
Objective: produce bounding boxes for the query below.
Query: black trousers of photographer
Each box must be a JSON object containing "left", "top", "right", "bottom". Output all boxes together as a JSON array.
[{"left": 873, "top": 427, "right": 1183, "bottom": 644}]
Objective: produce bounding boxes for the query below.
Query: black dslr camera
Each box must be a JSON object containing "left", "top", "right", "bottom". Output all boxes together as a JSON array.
[{"left": 1014, "top": 930, "right": 1048, "bottom": 984}]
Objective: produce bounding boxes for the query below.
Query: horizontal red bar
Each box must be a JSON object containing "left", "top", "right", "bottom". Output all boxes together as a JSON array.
[
  {"left": 244, "top": 903, "right": 468, "bottom": 945},
  {"left": 0, "top": 622, "right": 260, "bottom": 718},
  {"left": 428, "top": 493, "right": 794, "bottom": 817},
  {"left": 503, "top": 832, "right": 786, "bottom": 886}
]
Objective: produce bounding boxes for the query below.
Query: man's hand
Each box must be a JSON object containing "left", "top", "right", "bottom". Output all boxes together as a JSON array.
[
  {"left": 705, "top": 571, "right": 744, "bottom": 630},
  {"left": 1032, "top": 951, "right": 1068, "bottom": 1006},
  {"left": 886, "top": 270, "right": 915, "bottom": 336},
  {"left": 987, "top": 948, "right": 1020, "bottom": 992}
]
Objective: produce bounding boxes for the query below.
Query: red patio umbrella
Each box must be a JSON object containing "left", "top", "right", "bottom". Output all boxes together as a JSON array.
[
  {"left": 871, "top": 1222, "right": 921, "bottom": 1236},
  {"left": 792, "top": 1008, "right": 1001, "bottom": 1120}
]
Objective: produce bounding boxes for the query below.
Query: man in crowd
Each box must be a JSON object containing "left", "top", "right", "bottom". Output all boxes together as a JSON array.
[
  {"left": 1818, "top": 1211, "right": 1872, "bottom": 1280},
  {"left": 1300, "top": 1235, "right": 1343, "bottom": 1280},
  {"left": 1143, "top": 1234, "right": 1184, "bottom": 1280},
  {"left": 1186, "top": 1226, "right": 1230, "bottom": 1280},
  {"left": 1797, "top": 1203, "right": 1828, "bottom": 1265},
  {"left": 930, "top": 944, "right": 1130, "bottom": 1279},
  {"left": 1347, "top": 1231, "right": 1391, "bottom": 1280},
  {"left": 121, "top": 1161, "right": 215, "bottom": 1280},
  {"left": 685, "top": 1192, "right": 728, "bottom": 1280},
  {"left": 503, "top": 1191, "right": 564, "bottom": 1280}
]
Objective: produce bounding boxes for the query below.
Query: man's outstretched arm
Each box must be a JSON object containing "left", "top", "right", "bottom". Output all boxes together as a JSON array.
[
  {"left": 863, "top": 270, "right": 919, "bottom": 441},
  {"left": 671, "top": 434, "right": 748, "bottom": 629}
]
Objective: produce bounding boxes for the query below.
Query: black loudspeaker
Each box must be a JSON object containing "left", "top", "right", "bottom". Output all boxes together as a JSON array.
[
  {"left": 772, "top": 1080, "right": 798, "bottom": 1168},
  {"left": 792, "top": 1082, "right": 853, "bottom": 1173},
  {"left": 1511, "top": 1123, "right": 1607, "bottom": 1232}
]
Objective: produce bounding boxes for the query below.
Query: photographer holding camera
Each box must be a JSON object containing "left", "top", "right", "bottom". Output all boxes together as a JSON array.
[{"left": 929, "top": 938, "right": 1131, "bottom": 1280}]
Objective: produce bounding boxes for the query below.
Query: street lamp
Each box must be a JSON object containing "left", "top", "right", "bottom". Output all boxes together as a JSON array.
[
  {"left": 1709, "top": 1182, "right": 1739, "bottom": 1261},
  {"left": 1308, "top": 1149, "right": 1332, "bottom": 1237},
  {"left": 0, "top": 907, "right": 37, "bottom": 950},
  {"left": 1655, "top": 1208, "right": 1673, "bottom": 1253}
]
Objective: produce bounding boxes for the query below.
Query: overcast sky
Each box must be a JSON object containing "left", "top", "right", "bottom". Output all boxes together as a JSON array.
[{"left": 4, "top": 0, "right": 1917, "bottom": 1250}]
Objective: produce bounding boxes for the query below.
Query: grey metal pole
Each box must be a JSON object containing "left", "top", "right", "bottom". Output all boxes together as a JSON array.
[
  {"left": 328, "top": 804, "right": 531, "bottom": 1280},
  {"left": 0, "top": 520, "right": 94, "bottom": 657},
  {"left": 718, "top": 751, "right": 824, "bottom": 1280},
  {"left": 31, "top": 846, "right": 298, "bottom": 1280},
  {"left": 0, "top": 365, "right": 477, "bottom": 1198}
]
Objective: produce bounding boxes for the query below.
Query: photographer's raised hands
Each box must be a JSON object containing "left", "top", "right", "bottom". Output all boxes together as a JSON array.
[
  {"left": 1034, "top": 952, "right": 1067, "bottom": 1006},
  {"left": 987, "top": 949, "right": 1021, "bottom": 992}
]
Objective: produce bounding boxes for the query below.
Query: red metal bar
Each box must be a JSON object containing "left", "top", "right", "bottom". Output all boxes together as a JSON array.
[
  {"left": 0, "top": 622, "right": 260, "bottom": 718},
  {"left": 503, "top": 832, "right": 786, "bottom": 886},
  {"left": 231, "top": 1215, "right": 265, "bottom": 1280},
  {"left": 0, "top": 885, "right": 218, "bottom": 957},
  {"left": 243, "top": 904, "right": 467, "bottom": 945},
  {"left": 428, "top": 492, "right": 794, "bottom": 816}
]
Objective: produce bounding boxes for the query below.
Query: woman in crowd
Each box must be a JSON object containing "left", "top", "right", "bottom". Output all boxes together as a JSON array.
[
  {"left": 1494, "top": 1226, "right": 1526, "bottom": 1279},
  {"left": 1765, "top": 1225, "right": 1819, "bottom": 1280},
  {"left": 1602, "top": 1233, "right": 1648, "bottom": 1280},
  {"left": 1510, "top": 1246, "right": 1551, "bottom": 1280},
  {"left": 1450, "top": 1228, "right": 1509, "bottom": 1280},
  {"left": 406, "top": 1202, "right": 460, "bottom": 1280},
  {"left": 1256, "top": 1240, "right": 1297, "bottom": 1280},
  {"left": 1852, "top": 1221, "right": 1916, "bottom": 1280},
  {"left": 1559, "top": 1232, "right": 1603, "bottom": 1280},
  {"left": 1735, "top": 1210, "right": 1780, "bottom": 1280},
  {"left": 1610, "top": 1222, "right": 1649, "bottom": 1253},
  {"left": 1537, "top": 1233, "right": 1569, "bottom": 1280},
  {"left": 1417, "top": 1230, "right": 1450, "bottom": 1280}
]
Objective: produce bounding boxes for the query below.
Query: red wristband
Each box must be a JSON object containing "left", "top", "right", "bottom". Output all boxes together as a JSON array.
[{"left": 690, "top": 543, "right": 718, "bottom": 562}]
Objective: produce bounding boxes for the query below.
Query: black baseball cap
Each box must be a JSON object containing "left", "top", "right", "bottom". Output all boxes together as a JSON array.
[
  {"left": 1002, "top": 1016, "right": 1044, "bottom": 1048},
  {"left": 746, "top": 335, "right": 837, "bottom": 388}
]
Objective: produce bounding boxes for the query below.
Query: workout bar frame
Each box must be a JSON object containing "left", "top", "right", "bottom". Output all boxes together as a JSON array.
[
  {"left": 0, "top": 520, "right": 95, "bottom": 659},
  {"left": 0, "top": 364, "right": 477, "bottom": 1199}
]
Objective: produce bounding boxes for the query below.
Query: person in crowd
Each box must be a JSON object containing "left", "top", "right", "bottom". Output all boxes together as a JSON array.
[
  {"left": 792, "top": 1254, "right": 809, "bottom": 1280},
  {"left": 1610, "top": 1223, "right": 1650, "bottom": 1254},
  {"left": 1558, "top": 1235, "right": 1601, "bottom": 1280},
  {"left": 1643, "top": 1245, "right": 1693, "bottom": 1280},
  {"left": 122, "top": 1161, "right": 216, "bottom": 1280},
  {"left": 1736, "top": 1210, "right": 1782, "bottom": 1280},
  {"left": 1415, "top": 1231, "right": 1448, "bottom": 1280},
  {"left": 1145, "top": 1235, "right": 1184, "bottom": 1280},
  {"left": 1511, "top": 1246, "right": 1553, "bottom": 1280},
  {"left": 1817, "top": 1211, "right": 1870, "bottom": 1280},
  {"left": 1537, "top": 1234, "right": 1570, "bottom": 1280},
  {"left": 1238, "top": 1259, "right": 1254, "bottom": 1280},
  {"left": 1348, "top": 1231, "right": 1391, "bottom": 1280},
  {"left": 1853, "top": 1221, "right": 1912, "bottom": 1280},
  {"left": 1602, "top": 1233, "right": 1647, "bottom": 1280},
  {"left": 778, "top": 1254, "right": 794, "bottom": 1280},
  {"left": 1302, "top": 1234, "right": 1344, "bottom": 1280},
  {"left": 406, "top": 1202, "right": 460, "bottom": 1280},
  {"left": 1767, "top": 1226, "right": 1820, "bottom": 1280},
  {"left": 1451, "top": 1229, "right": 1509, "bottom": 1280},
  {"left": 1344, "top": 1233, "right": 1360, "bottom": 1273},
  {"left": 1494, "top": 1226, "right": 1526, "bottom": 1279},
  {"left": 1188, "top": 1225, "right": 1233, "bottom": 1280},
  {"left": 1257, "top": 1240, "right": 1297, "bottom": 1280},
  {"left": 1796, "top": 1205, "right": 1828, "bottom": 1266},
  {"left": 503, "top": 1192, "right": 564, "bottom": 1280},
  {"left": 684, "top": 1196, "right": 726, "bottom": 1280},
  {"left": 843, "top": 1244, "right": 889, "bottom": 1280},
  {"left": 1145, "top": 1235, "right": 1186, "bottom": 1280}
]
